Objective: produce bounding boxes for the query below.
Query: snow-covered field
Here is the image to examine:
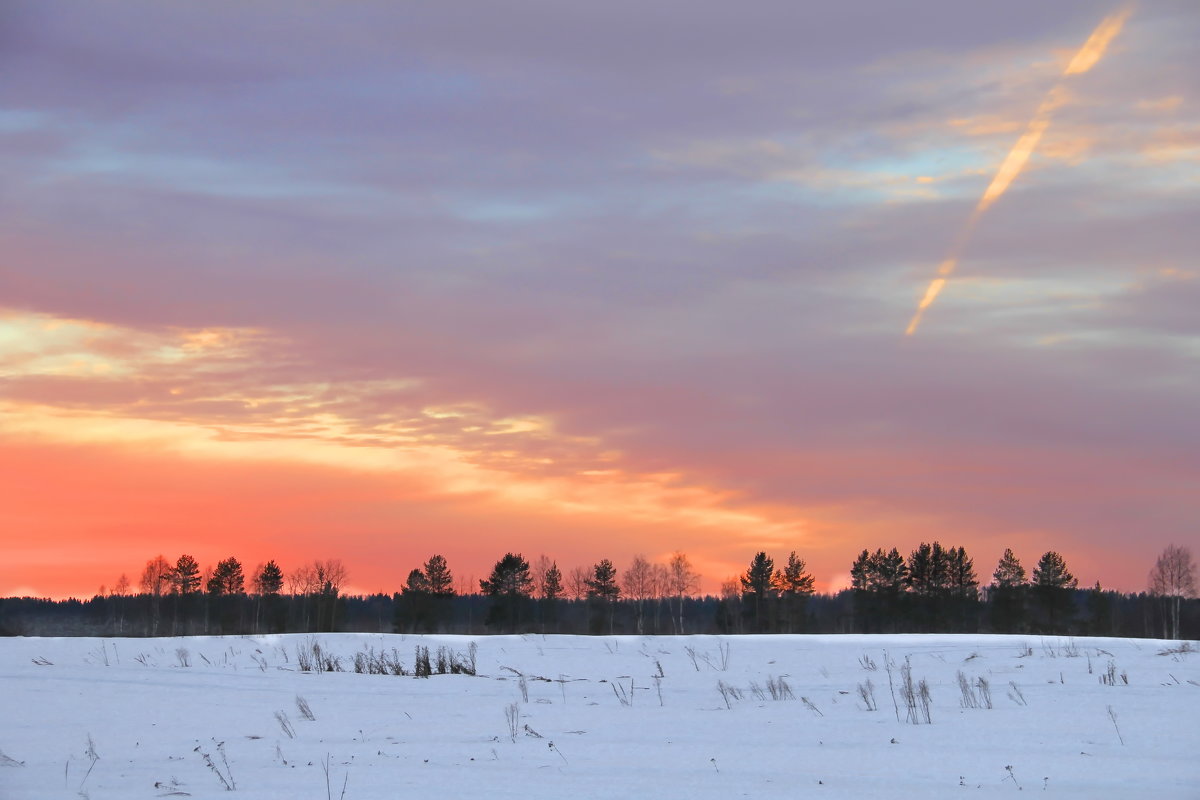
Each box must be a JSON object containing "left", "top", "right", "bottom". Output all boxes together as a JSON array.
[{"left": 2, "top": 633, "right": 1197, "bottom": 799}]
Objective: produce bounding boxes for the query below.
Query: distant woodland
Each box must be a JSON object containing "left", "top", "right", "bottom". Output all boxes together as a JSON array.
[{"left": 2, "top": 545, "right": 1195, "bottom": 640}]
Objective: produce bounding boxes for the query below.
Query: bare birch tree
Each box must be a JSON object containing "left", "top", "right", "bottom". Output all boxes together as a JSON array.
[
  {"left": 566, "top": 565, "right": 591, "bottom": 601},
  {"left": 1148, "top": 544, "right": 1196, "bottom": 640},
  {"left": 667, "top": 551, "right": 700, "bottom": 634},
  {"left": 622, "top": 555, "right": 655, "bottom": 634}
]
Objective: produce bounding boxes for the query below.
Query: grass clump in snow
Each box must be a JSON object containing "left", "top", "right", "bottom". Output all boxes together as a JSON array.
[
  {"left": 956, "top": 671, "right": 992, "bottom": 709},
  {"left": 857, "top": 678, "right": 877, "bottom": 711},
  {"left": 296, "top": 695, "right": 316, "bottom": 721},
  {"left": 504, "top": 702, "right": 520, "bottom": 741},
  {"left": 766, "top": 675, "right": 794, "bottom": 701},
  {"left": 716, "top": 680, "right": 743, "bottom": 709},
  {"left": 195, "top": 739, "right": 234, "bottom": 791},
  {"left": 898, "top": 659, "right": 931, "bottom": 724},
  {"left": 1099, "top": 660, "right": 1129, "bottom": 686},
  {"left": 353, "top": 646, "right": 407, "bottom": 675},
  {"left": 297, "top": 638, "right": 343, "bottom": 673}
]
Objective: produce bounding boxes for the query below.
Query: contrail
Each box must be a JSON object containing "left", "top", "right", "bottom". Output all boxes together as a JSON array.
[{"left": 905, "top": 8, "right": 1131, "bottom": 336}]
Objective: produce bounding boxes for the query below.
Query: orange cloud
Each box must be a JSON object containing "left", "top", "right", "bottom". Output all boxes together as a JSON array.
[
  {"left": 975, "top": 113, "right": 1053, "bottom": 215},
  {"left": 1136, "top": 95, "right": 1184, "bottom": 113},
  {"left": 2, "top": 307, "right": 819, "bottom": 597},
  {"left": 1063, "top": 8, "right": 1132, "bottom": 76}
]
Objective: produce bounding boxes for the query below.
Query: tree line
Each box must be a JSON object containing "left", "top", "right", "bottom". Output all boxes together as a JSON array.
[{"left": 1, "top": 544, "right": 1194, "bottom": 640}]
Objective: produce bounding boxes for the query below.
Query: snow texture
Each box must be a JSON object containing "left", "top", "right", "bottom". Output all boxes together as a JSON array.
[{"left": 2, "top": 633, "right": 1198, "bottom": 798}]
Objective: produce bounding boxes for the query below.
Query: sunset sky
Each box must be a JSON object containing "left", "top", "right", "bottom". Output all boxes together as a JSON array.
[{"left": 3, "top": 1, "right": 1198, "bottom": 599}]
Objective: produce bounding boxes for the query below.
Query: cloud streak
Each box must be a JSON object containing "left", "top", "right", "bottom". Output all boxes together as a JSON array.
[{"left": 906, "top": 7, "right": 1132, "bottom": 336}]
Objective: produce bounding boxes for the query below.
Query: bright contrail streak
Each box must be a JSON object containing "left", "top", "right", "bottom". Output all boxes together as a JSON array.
[{"left": 905, "top": 8, "right": 1131, "bottom": 336}]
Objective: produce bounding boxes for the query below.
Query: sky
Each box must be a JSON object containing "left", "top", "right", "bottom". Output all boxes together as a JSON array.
[{"left": 2, "top": 1, "right": 1198, "bottom": 599}]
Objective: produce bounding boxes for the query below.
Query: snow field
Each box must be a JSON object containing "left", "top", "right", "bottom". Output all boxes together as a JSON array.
[{"left": 2, "top": 633, "right": 1198, "bottom": 799}]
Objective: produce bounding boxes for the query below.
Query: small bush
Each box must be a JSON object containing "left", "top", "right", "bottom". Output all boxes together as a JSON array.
[
  {"left": 435, "top": 647, "right": 450, "bottom": 675},
  {"left": 297, "top": 643, "right": 314, "bottom": 672},
  {"left": 414, "top": 646, "right": 432, "bottom": 678}
]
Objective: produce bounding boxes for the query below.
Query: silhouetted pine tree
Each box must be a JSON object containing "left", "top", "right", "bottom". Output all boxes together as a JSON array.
[
  {"left": 945, "top": 546, "right": 979, "bottom": 631},
  {"left": 772, "top": 551, "right": 815, "bottom": 632},
  {"left": 396, "top": 568, "right": 433, "bottom": 632},
  {"left": 480, "top": 553, "right": 533, "bottom": 632},
  {"left": 542, "top": 562, "right": 563, "bottom": 600},
  {"left": 423, "top": 555, "right": 455, "bottom": 596},
  {"left": 539, "top": 560, "right": 563, "bottom": 630},
  {"left": 172, "top": 555, "right": 202, "bottom": 594},
  {"left": 1032, "top": 551, "right": 1077, "bottom": 633},
  {"left": 207, "top": 558, "right": 245, "bottom": 595},
  {"left": 989, "top": 548, "right": 1027, "bottom": 633},
  {"left": 741, "top": 552, "right": 776, "bottom": 632},
  {"left": 254, "top": 560, "right": 285, "bottom": 633},
  {"left": 586, "top": 559, "right": 620, "bottom": 634}
]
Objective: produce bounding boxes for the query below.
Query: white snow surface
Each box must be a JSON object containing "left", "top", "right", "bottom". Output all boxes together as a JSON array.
[{"left": 2, "top": 633, "right": 1198, "bottom": 799}]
